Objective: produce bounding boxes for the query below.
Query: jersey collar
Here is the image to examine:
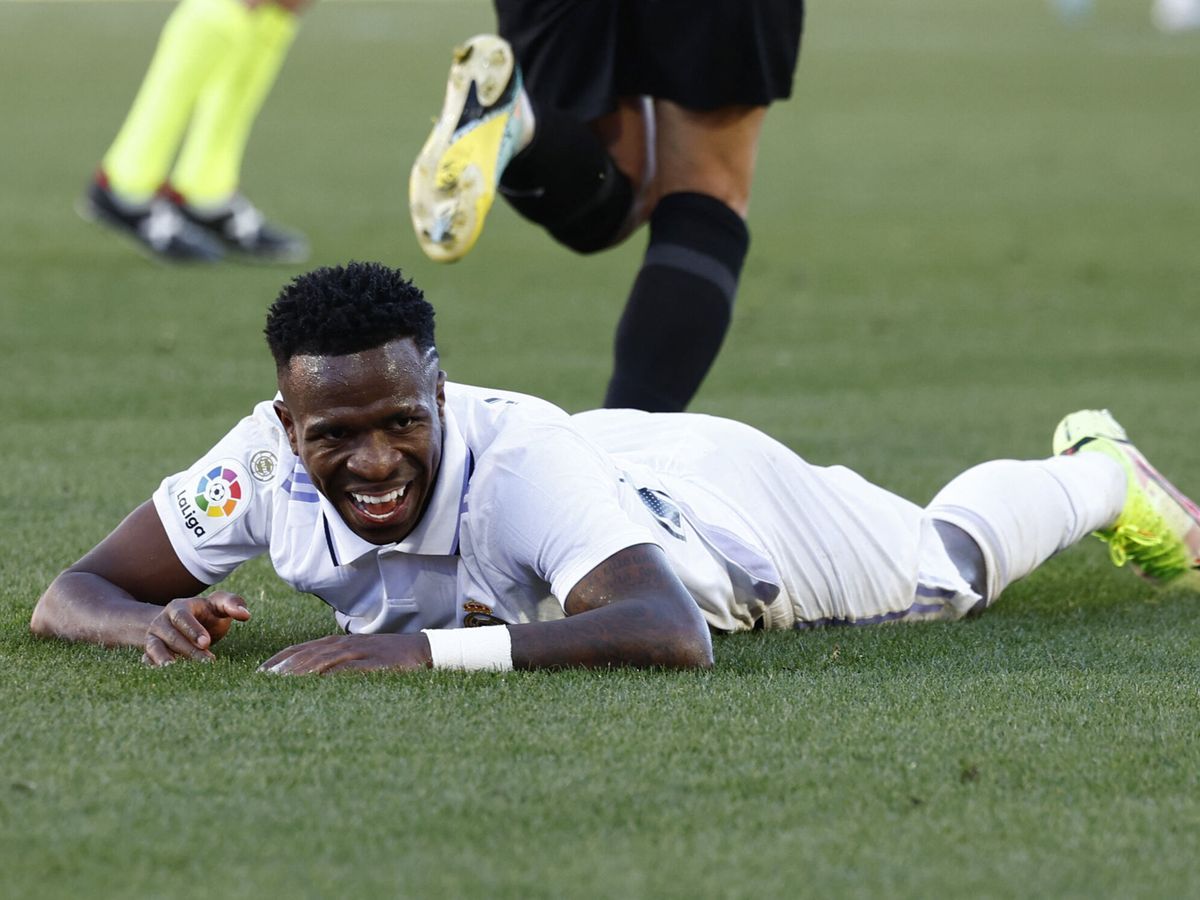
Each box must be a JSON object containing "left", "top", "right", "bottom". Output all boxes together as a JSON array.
[{"left": 318, "top": 403, "right": 470, "bottom": 564}]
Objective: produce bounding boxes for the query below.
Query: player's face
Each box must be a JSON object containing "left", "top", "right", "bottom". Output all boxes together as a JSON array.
[{"left": 274, "top": 338, "right": 446, "bottom": 545}]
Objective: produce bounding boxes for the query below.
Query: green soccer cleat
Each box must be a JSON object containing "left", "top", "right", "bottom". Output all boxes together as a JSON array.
[
  {"left": 409, "top": 34, "right": 526, "bottom": 263},
  {"left": 1054, "top": 409, "right": 1200, "bottom": 585}
]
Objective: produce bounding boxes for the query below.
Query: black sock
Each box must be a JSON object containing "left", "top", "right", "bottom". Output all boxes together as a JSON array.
[
  {"left": 500, "top": 105, "right": 633, "bottom": 254},
  {"left": 603, "top": 192, "right": 750, "bottom": 412}
]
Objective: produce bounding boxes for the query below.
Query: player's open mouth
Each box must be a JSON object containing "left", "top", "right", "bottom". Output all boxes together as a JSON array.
[{"left": 348, "top": 484, "right": 411, "bottom": 524}]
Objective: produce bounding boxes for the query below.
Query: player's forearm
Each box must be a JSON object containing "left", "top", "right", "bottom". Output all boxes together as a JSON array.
[
  {"left": 30, "top": 570, "right": 163, "bottom": 647},
  {"left": 510, "top": 594, "right": 714, "bottom": 670}
]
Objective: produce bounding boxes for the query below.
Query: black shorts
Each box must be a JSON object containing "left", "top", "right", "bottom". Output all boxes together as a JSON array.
[{"left": 494, "top": 0, "right": 805, "bottom": 119}]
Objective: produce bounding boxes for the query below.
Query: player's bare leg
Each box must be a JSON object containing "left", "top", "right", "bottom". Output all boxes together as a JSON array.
[
  {"left": 601, "top": 101, "right": 766, "bottom": 411},
  {"left": 649, "top": 101, "right": 765, "bottom": 217}
]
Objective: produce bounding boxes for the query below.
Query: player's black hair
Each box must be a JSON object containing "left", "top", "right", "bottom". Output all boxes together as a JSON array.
[{"left": 264, "top": 261, "right": 437, "bottom": 367}]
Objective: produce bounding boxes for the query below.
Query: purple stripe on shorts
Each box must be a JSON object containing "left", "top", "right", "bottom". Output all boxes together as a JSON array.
[
  {"left": 916, "top": 583, "right": 961, "bottom": 600},
  {"left": 792, "top": 600, "right": 946, "bottom": 630}
]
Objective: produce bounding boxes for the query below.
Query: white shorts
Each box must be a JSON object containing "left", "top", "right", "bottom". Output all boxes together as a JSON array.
[{"left": 575, "top": 410, "right": 982, "bottom": 631}]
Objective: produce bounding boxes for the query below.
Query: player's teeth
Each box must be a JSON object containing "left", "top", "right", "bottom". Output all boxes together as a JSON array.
[{"left": 352, "top": 486, "right": 406, "bottom": 505}]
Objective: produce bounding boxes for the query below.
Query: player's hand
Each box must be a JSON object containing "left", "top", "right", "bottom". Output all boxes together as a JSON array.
[
  {"left": 258, "top": 634, "right": 432, "bottom": 675},
  {"left": 142, "top": 591, "right": 251, "bottom": 667}
]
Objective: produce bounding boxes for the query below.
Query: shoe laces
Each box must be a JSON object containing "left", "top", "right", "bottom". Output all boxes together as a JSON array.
[
  {"left": 1102, "top": 492, "right": 1189, "bottom": 580},
  {"left": 1103, "top": 521, "right": 1164, "bottom": 568}
]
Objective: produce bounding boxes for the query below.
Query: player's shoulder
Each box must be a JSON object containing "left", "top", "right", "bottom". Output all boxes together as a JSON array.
[
  {"left": 464, "top": 410, "right": 618, "bottom": 509},
  {"left": 153, "top": 398, "right": 294, "bottom": 556},
  {"left": 446, "top": 381, "right": 570, "bottom": 425},
  {"left": 445, "top": 380, "right": 579, "bottom": 452},
  {"left": 207, "top": 397, "right": 295, "bottom": 482},
  {"left": 169, "top": 399, "right": 293, "bottom": 500}
]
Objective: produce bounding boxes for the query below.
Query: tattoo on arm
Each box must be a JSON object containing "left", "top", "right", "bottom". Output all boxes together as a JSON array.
[
  {"left": 564, "top": 544, "right": 672, "bottom": 615},
  {"left": 522, "top": 543, "right": 713, "bottom": 669}
]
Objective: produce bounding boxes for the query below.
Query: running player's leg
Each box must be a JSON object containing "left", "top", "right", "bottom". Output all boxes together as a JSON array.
[
  {"left": 497, "top": 97, "right": 650, "bottom": 254},
  {"left": 82, "top": 0, "right": 257, "bottom": 261},
  {"left": 598, "top": 0, "right": 802, "bottom": 410},
  {"left": 494, "top": 0, "right": 649, "bottom": 252},
  {"left": 411, "top": 0, "right": 799, "bottom": 411},
  {"left": 601, "top": 101, "right": 762, "bottom": 411},
  {"left": 100, "top": 0, "right": 253, "bottom": 204},
  {"left": 166, "top": 0, "right": 310, "bottom": 262}
]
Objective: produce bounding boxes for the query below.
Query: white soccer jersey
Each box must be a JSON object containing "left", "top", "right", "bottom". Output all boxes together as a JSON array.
[{"left": 152, "top": 384, "right": 975, "bottom": 634}]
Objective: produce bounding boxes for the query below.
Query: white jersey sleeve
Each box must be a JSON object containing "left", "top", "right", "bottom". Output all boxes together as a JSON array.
[
  {"left": 462, "top": 420, "right": 661, "bottom": 606},
  {"left": 151, "top": 401, "right": 285, "bottom": 585}
]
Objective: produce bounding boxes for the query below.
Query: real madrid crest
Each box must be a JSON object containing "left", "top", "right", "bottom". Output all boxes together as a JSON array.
[
  {"left": 462, "top": 600, "right": 509, "bottom": 628},
  {"left": 250, "top": 449, "right": 278, "bottom": 483}
]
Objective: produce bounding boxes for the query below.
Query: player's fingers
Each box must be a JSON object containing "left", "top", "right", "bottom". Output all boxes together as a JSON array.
[
  {"left": 166, "top": 602, "right": 214, "bottom": 650},
  {"left": 263, "top": 647, "right": 330, "bottom": 675},
  {"left": 262, "top": 653, "right": 312, "bottom": 675},
  {"left": 259, "top": 646, "right": 300, "bottom": 673},
  {"left": 149, "top": 617, "right": 214, "bottom": 661},
  {"left": 143, "top": 633, "right": 180, "bottom": 667},
  {"left": 208, "top": 591, "right": 252, "bottom": 621},
  {"left": 262, "top": 639, "right": 357, "bottom": 675}
]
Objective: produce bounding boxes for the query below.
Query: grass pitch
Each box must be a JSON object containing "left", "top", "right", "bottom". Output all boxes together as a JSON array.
[{"left": 2, "top": 1, "right": 1199, "bottom": 897}]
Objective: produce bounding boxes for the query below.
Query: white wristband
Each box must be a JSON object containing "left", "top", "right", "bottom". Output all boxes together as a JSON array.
[{"left": 421, "top": 626, "right": 513, "bottom": 671}]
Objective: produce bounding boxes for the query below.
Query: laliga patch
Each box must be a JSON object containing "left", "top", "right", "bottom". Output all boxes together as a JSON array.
[{"left": 173, "top": 458, "right": 252, "bottom": 545}]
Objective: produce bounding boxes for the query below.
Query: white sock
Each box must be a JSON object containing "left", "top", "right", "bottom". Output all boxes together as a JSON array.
[{"left": 926, "top": 454, "right": 1126, "bottom": 602}]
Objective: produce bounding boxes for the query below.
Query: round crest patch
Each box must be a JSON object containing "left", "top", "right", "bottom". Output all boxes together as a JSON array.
[{"left": 250, "top": 449, "right": 278, "bottom": 483}]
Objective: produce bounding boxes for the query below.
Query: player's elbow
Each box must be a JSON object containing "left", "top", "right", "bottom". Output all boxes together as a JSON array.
[
  {"left": 661, "top": 604, "right": 715, "bottom": 669},
  {"left": 609, "top": 595, "right": 713, "bottom": 669},
  {"left": 29, "top": 588, "right": 59, "bottom": 638},
  {"left": 29, "top": 571, "right": 81, "bottom": 640},
  {"left": 675, "top": 628, "right": 715, "bottom": 670}
]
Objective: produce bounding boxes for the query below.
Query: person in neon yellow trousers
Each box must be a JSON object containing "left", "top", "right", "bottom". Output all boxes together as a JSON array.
[{"left": 80, "top": 0, "right": 309, "bottom": 263}]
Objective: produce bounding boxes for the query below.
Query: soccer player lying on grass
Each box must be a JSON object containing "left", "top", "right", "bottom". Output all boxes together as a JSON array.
[{"left": 30, "top": 262, "right": 1200, "bottom": 673}]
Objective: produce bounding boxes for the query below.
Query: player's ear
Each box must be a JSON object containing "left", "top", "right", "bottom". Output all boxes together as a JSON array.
[
  {"left": 273, "top": 400, "right": 300, "bottom": 455},
  {"left": 435, "top": 370, "right": 446, "bottom": 419}
]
